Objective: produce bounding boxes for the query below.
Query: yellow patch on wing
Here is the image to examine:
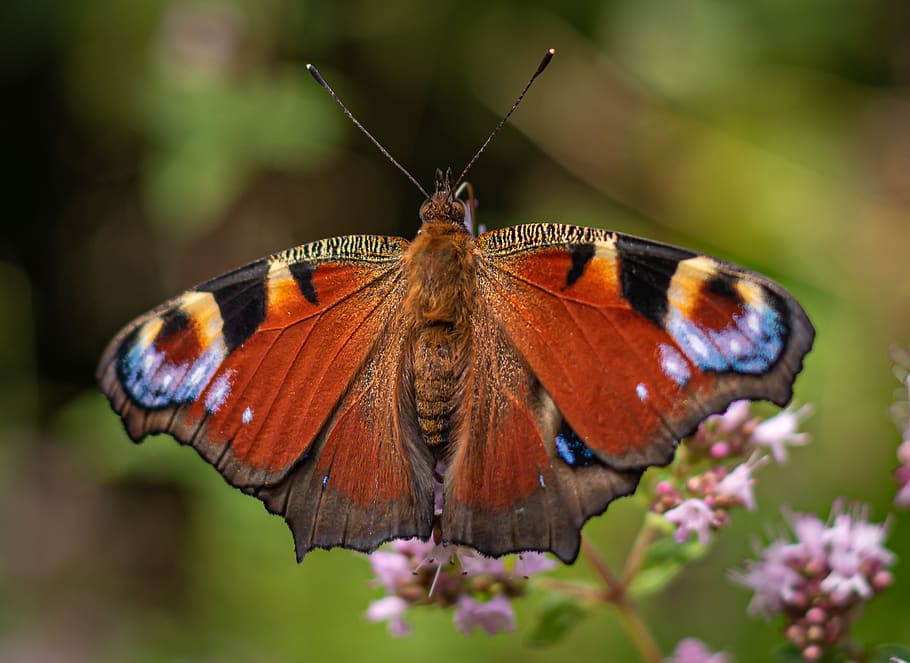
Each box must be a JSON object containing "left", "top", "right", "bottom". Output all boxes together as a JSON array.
[
  {"left": 177, "top": 291, "right": 225, "bottom": 346},
  {"left": 667, "top": 255, "right": 719, "bottom": 317},
  {"left": 266, "top": 260, "right": 306, "bottom": 319},
  {"left": 135, "top": 317, "right": 165, "bottom": 348},
  {"left": 735, "top": 280, "right": 765, "bottom": 309},
  {"left": 590, "top": 236, "right": 620, "bottom": 285}
]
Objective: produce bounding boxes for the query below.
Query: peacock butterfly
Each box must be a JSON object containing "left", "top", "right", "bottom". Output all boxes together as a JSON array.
[{"left": 97, "top": 51, "right": 814, "bottom": 563}]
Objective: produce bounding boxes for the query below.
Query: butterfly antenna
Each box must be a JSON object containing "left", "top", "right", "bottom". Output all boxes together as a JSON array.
[
  {"left": 306, "top": 64, "right": 430, "bottom": 199},
  {"left": 453, "top": 48, "right": 555, "bottom": 189}
]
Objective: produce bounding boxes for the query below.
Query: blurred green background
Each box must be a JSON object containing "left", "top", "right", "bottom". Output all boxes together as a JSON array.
[{"left": 3, "top": 0, "right": 909, "bottom": 661}]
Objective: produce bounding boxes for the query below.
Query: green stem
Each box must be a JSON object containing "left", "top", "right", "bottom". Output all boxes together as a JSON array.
[
  {"left": 621, "top": 517, "right": 659, "bottom": 588},
  {"left": 581, "top": 534, "right": 623, "bottom": 597},
  {"left": 579, "top": 535, "right": 663, "bottom": 663},
  {"left": 614, "top": 598, "right": 664, "bottom": 663}
]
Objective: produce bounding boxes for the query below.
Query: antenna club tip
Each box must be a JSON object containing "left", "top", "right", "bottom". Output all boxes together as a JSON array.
[
  {"left": 306, "top": 64, "right": 329, "bottom": 88},
  {"left": 534, "top": 48, "right": 555, "bottom": 75}
]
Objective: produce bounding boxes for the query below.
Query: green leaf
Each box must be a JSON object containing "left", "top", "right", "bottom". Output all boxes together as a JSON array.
[
  {"left": 628, "top": 529, "right": 708, "bottom": 598},
  {"left": 525, "top": 594, "right": 589, "bottom": 647}
]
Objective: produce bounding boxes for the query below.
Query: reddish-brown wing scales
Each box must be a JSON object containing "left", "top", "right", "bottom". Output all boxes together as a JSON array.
[
  {"left": 98, "top": 189, "right": 814, "bottom": 563},
  {"left": 98, "top": 235, "right": 437, "bottom": 553},
  {"left": 475, "top": 225, "right": 812, "bottom": 469}
]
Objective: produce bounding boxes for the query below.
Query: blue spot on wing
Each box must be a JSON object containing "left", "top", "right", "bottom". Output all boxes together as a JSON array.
[
  {"left": 117, "top": 325, "right": 224, "bottom": 410},
  {"left": 555, "top": 422, "right": 598, "bottom": 468},
  {"left": 667, "top": 299, "right": 785, "bottom": 375}
]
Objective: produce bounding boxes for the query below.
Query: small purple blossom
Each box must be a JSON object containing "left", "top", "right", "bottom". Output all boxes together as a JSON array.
[
  {"left": 513, "top": 552, "right": 557, "bottom": 578},
  {"left": 458, "top": 550, "right": 507, "bottom": 576},
  {"left": 715, "top": 400, "right": 752, "bottom": 434},
  {"left": 732, "top": 502, "right": 895, "bottom": 660},
  {"left": 895, "top": 440, "right": 910, "bottom": 509},
  {"left": 735, "top": 539, "right": 804, "bottom": 618},
  {"left": 665, "top": 638, "right": 731, "bottom": 663},
  {"left": 365, "top": 596, "right": 410, "bottom": 636},
  {"left": 365, "top": 538, "right": 553, "bottom": 636},
  {"left": 715, "top": 454, "right": 766, "bottom": 511},
  {"left": 664, "top": 498, "right": 716, "bottom": 544},
  {"left": 749, "top": 404, "right": 812, "bottom": 463},
  {"left": 689, "top": 400, "right": 758, "bottom": 460},
  {"left": 654, "top": 402, "right": 811, "bottom": 544},
  {"left": 453, "top": 594, "right": 516, "bottom": 635}
]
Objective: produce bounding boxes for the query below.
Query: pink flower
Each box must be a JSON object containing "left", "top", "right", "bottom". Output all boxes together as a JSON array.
[
  {"left": 716, "top": 454, "right": 767, "bottom": 511},
  {"left": 749, "top": 404, "right": 812, "bottom": 463},
  {"left": 824, "top": 505, "right": 894, "bottom": 566},
  {"left": 513, "top": 552, "right": 556, "bottom": 578},
  {"left": 655, "top": 402, "right": 810, "bottom": 537},
  {"left": 664, "top": 498, "right": 716, "bottom": 544},
  {"left": 453, "top": 594, "right": 515, "bottom": 635},
  {"left": 895, "top": 441, "right": 910, "bottom": 508},
  {"left": 368, "top": 550, "right": 413, "bottom": 592},
  {"left": 732, "top": 540, "right": 803, "bottom": 618},
  {"left": 459, "top": 550, "right": 507, "bottom": 576},
  {"left": 665, "top": 638, "right": 731, "bottom": 663},
  {"left": 365, "top": 537, "right": 554, "bottom": 635},
  {"left": 733, "top": 502, "right": 895, "bottom": 659},
  {"left": 714, "top": 400, "right": 752, "bottom": 433},
  {"left": 365, "top": 596, "right": 410, "bottom": 636},
  {"left": 820, "top": 548, "right": 872, "bottom": 604},
  {"left": 786, "top": 512, "right": 827, "bottom": 564}
]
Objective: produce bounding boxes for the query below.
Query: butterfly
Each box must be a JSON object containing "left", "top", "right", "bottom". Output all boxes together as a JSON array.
[{"left": 97, "top": 53, "right": 814, "bottom": 564}]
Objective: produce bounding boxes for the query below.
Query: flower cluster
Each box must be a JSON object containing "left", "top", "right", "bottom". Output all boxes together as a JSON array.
[
  {"left": 891, "top": 348, "right": 910, "bottom": 508},
  {"left": 731, "top": 502, "right": 895, "bottom": 662},
  {"left": 895, "top": 440, "right": 910, "bottom": 509},
  {"left": 665, "top": 638, "right": 731, "bottom": 663},
  {"left": 652, "top": 402, "right": 812, "bottom": 544},
  {"left": 365, "top": 538, "right": 555, "bottom": 636}
]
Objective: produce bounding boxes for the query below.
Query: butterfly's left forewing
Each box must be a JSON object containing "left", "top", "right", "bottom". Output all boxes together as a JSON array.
[
  {"left": 443, "top": 223, "right": 813, "bottom": 561},
  {"left": 97, "top": 235, "right": 435, "bottom": 558}
]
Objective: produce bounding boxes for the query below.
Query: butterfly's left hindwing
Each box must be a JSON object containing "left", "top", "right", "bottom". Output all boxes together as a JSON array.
[{"left": 97, "top": 235, "right": 436, "bottom": 558}]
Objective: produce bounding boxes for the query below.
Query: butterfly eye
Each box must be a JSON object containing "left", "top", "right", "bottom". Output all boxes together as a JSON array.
[{"left": 451, "top": 200, "right": 466, "bottom": 221}]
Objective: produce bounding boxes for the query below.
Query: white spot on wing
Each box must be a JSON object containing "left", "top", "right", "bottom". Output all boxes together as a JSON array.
[
  {"left": 746, "top": 309, "right": 762, "bottom": 335},
  {"left": 205, "top": 370, "right": 235, "bottom": 414},
  {"left": 687, "top": 333, "right": 710, "bottom": 360},
  {"left": 636, "top": 383, "right": 649, "bottom": 401},
  {"left": 659, "top": 344, "right": 691, "bottom": 386},
  {"left": 242, "top": 406, "right": 253, "bottom": 424},
  {"left": 142, "top": 352, "right": 156, "bottom": 372}
]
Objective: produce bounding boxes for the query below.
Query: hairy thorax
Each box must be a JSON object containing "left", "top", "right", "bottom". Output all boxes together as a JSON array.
[{"left": 402, "top": 220, "right": 476, "bottom": 448}]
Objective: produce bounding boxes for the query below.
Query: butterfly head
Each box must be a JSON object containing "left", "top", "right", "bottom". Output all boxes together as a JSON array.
[{"left": 419, "top": 168, "right": 466, "bottom": 228}]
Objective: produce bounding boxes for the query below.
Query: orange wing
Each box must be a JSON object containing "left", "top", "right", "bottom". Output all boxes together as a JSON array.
[
  {"left": 97, "top": 235, "right": 435, "bottom": 558},
  {"left": 441, "top": 224, "right": 813, "bottom": 562}
]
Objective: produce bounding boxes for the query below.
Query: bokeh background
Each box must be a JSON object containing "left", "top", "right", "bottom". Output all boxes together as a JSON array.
[{"left": 3, "top": 0, "right": 910, "bottom": 661}]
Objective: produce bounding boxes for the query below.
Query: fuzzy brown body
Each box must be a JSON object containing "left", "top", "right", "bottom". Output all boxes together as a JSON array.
[{"left": 403, "top": 214, "right": 476, "bottom": 448}]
